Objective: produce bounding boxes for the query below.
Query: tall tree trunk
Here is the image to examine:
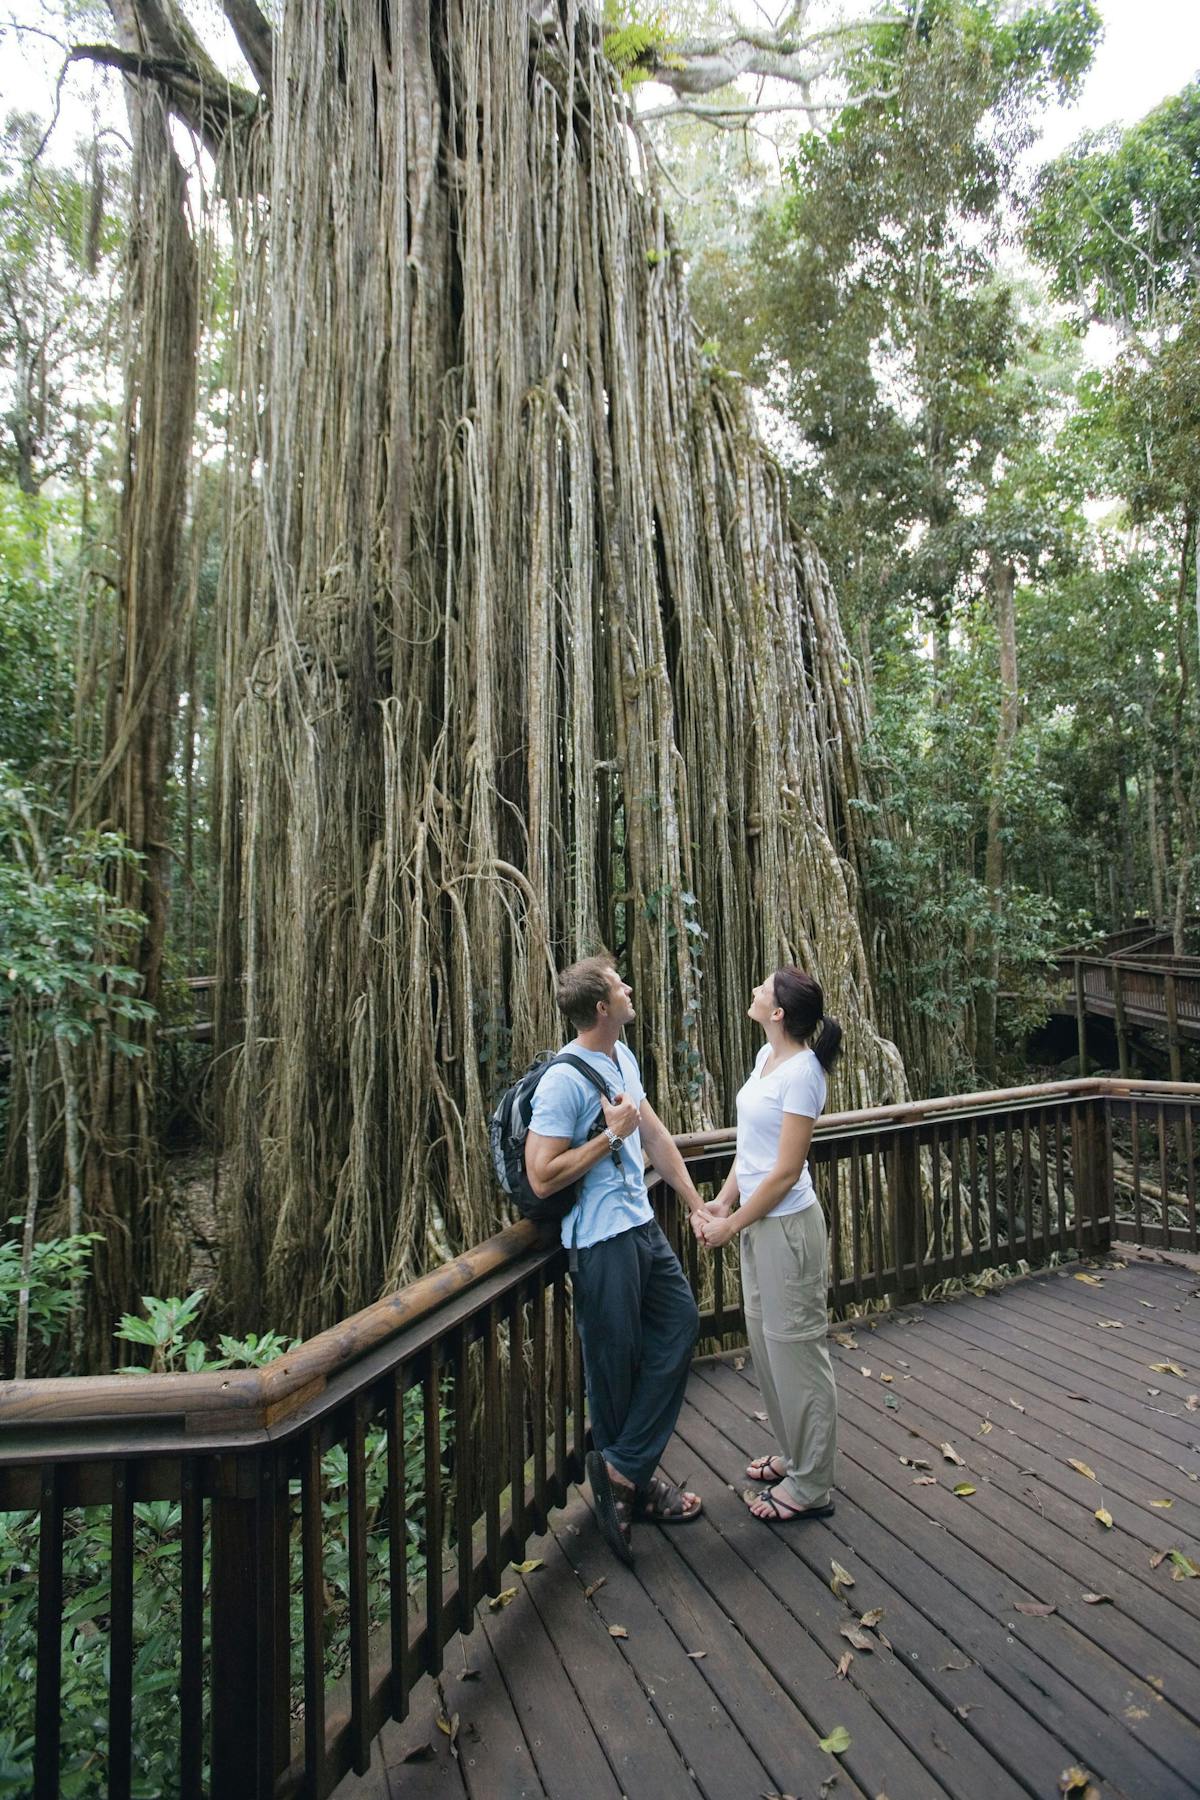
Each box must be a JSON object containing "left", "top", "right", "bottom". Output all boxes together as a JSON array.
[
  {"left": 1116, "top": 762, "right": 1135, "bottom": 923},
  {"left": 1171, "top": 513, "right": 1197, "bottom": 955},
  {"left": 14, "top": 1037, "right": 41, "bottom": 1382},
  {"left": 74, "top": 58, "right": 198, "bottom": 1361},
  {"left": 976, "top": 556, "right": 1019, "bottom": 1082}
]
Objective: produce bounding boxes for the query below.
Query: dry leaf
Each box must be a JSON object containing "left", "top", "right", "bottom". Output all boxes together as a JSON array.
[
  {"left": 1014, "top": 1601, "right": 1056, "bottom": 1616},
  {"left": 1146, "top": 1675, "right": 1164, "bottom": 1690},
  {"left": 1008, "top": 1398, "right": 1026, "bottom": 1412},
  {"left": 860, "top": 1366, "right": 873, "bottom": 1378},
  {"left": 901, "top": 1455, "right": 931, "bottom": 1469},
  {"left": 436, "top": 1712, "right": 460, "bottom": 1747},
  {"left": 1081, "top": 1593, "right": 1113, "bottom": 1604},
  {"left": 953, "top": 1483, "right": 977, "bottom": 1497},
  {"left": 830, "top": 1560, "right": 856, "bottom": 1590},
  {"left": 913, "top": 1475, "right": 938, "bottom": 1485},
  {"left": 835, "top": 1651, "right": 853, "bottom": 1678},
  {"left": 1067, "top": 1459, "right": 1096, "bottom": 1480},
  {"left": 818, "top": 1725, "right": 851, "bottom": 1756},
  {"left": 1138, "top": 1300, "right": 1156, "bottom": 1308},
  {"left": 754, "top": 1409, "right": 769, "bottom": 1423},
  {"left": 1094, "top": 1507, "right": 1113, "bottom": 1529},
  {"left": 488, "top": 1587, "right": 518, "bottom": 1610},
  {"left": 1149, "top": 1547, "right": 1170, "bottom": 1569},
  {"left": 584, "top": 1577, "right": 607, "bottom": 1600},
  {"left": 733, "top": 1356, "right": 746, "bottom": 1371},
  {"left": 1149, "top": 1499, "right": 1173, "bottom": 1509},
  {"left": 941, "top": 1443, "right": 965, "bottom": 1466},
  {"left": 832, "top": 1333, "right": 857, "bottom": 1349},
  {"left": 978, "top": 1420, "right": 993, "bottom": 1435},
  {"left": 1124, "top": 1705, "right": 1150, "bottom": 1723},
  {"left": 1147, "top": 1387, "right": 1161, "bottom": 1396},
  {"left": 1185, "top": 1395, "right": 1199, "bottom": 1412},
  {"left": 879, "top": 1373, "right": 894, "bottom": 1383},
  {"left": 1097, "top": 1320, "right": 1124, "bottom": 1329},
  {"left": 1073, "top": 1273, "right": 1104, "bottom": 1286},
  {"left": 1150, "top": 1361, "right": 1187, "bottom": 1377},
  {"left": 840, "top": 1623, "right": 875, "bottom": 1651},
  {"left": 512, "top": 1558, "right": 544, "bottom": 1573},
  {"left": 859, "top": 1607, "right": 885, "bottom": 1628},
  {"left": 686, "top": 1649, "right": 707, "bottom": 1659},
  {"left": 608, "top": 1624, "right": 628, "bottom": 1639},
  {"left": 1059, "top": 1767, "right": 1098, "bottom": 1796}
]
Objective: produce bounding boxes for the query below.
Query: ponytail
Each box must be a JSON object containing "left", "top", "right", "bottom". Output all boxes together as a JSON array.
[{"left": 771, "top": 965, "right": 843, "bottom": 1071}]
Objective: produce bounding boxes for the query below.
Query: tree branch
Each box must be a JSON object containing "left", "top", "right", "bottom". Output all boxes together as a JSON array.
[
  {"left": 68, "top": 42, "right": 258, "bottom": 158},
  {"left": 220, "top": 0, "right": 272, "bottom": 98}
]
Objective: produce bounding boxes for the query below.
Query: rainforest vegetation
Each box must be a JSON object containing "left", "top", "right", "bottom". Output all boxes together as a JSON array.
[{"left": 0, "top": 0, "right": 1197, "bottom": 1385}]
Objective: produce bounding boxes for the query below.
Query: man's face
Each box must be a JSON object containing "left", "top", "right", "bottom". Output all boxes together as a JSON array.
[{"left": 602, "top": 966, "right": 635, "bottom": 1026}]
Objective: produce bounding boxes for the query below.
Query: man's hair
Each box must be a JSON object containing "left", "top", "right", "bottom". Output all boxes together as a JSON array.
[{"left": 556, "top": 952, "right": 618, "bottom": 1031}]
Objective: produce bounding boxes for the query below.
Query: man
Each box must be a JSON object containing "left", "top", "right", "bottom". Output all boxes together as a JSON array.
[{"left": 525, "top": 953, "right": 707, "bottom": 1563}]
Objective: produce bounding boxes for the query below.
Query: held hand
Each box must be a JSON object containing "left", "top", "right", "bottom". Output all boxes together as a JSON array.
[
  {"left": 700, "top": 1212, "right": 737, "bottom": 1250},
  {"left": 689, "top": 1205, "right": 708, "bottom": 1241},
  {"left": 601, "top": 1090, "right": 640, "bottom": 1141}
]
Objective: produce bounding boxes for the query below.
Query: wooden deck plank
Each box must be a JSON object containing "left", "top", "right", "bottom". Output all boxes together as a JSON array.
[
  {"left": 680, "top": 1368, "right": 1167, "bottom": 1798},
  {"left": 693, "top": 1362, "right": 1200, "bottom": 1798},
  {"left": 336, "top": 1263, "right": 1200, "bottom": 1800}
]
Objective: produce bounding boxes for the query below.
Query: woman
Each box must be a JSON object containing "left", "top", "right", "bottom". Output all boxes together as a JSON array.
[{"left": 698, "top": 967, "right": 841, "bottom": 1521}]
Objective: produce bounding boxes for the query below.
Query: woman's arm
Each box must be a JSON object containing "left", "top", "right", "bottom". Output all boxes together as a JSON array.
[{"left": 701, "top": 1112, "right": 815, "bottom": 1247}]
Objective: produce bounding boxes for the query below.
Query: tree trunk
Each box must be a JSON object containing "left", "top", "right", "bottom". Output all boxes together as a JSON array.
[
  {"left": 976, "top": 556, "right": 1019, "bottom": 1082},
  {"left": 55, "top": 1036, "right": 86, "bottom": 1371},
  {"left": 14, "top": 1038, "right": 41, "bottom": 1382}
]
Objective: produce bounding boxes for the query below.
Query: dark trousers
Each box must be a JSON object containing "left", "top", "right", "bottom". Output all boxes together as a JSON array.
[{"left": 570, "top": 1219, "right": 700, "bottom": 1489}]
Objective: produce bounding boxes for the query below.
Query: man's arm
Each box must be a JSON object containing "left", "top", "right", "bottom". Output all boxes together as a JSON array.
[
  {"left": 637, "top": 1099, "right": 705, "bottom": 1214},
  {"left": 525, "top": 1090, "right": 641, "bottom": 1198}
]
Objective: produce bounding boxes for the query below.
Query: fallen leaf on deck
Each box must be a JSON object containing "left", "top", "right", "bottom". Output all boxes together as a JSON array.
[
  {"left": 584, "top": 1577, "right": 607, "bottom": 1599},
  {"left": 1068, "top": 1459, "right": 1096, "bottom": 1480},
  {"left": 488, "top": 1587, "right": 518, "bottom": 1610},
  {"left": 954, "top": 1703, "right": 976, "bottom": 1718},
  {"left": 1066, "top": 1393, "right": 1089, "bottom": 1402},
  {"left": 733, "top": 1356, "right": 746, "bottom": 1370},
  {"left": 1169, "top": 1551, "right": 1199, "bottom": 1579},
  {"left": 1149, "top": 1499, "right": 1173, "bottom": 1509},
  {"left": 512, "top": 1558, "right": 544, "bottom": 1573},
  {"left": 436, "top": 1712, "right": 459, "bottom": 1750},
  {"left": 1147, "top": 1387, "right": 1161, "bottom": 1396},
  {"left": 1014, "top": 1601, "right": 1056, "bottom": 1616},
  {"left": 840, "top": 1623, "right": 875, "bottom": 1651},
  {"left": 1081, "top": 1593, "right": 1113, "bottom": 1604},
  {"left": 913, "top": 1474, "right": 938, "bottom": 1485},
  {"left": 859, "top": 1607, "right": 885, "bottom": 1628},
  {"left": 835, "top": 1651, "right": 853, "bottom": 1678},
  {"left": 608, "top": 1624, "right": 628, "bottom": 1638},
  {"left": 879, "top": 1373, "right": 894, "bottom": 1383},
  {"left": 754, "top": 1409, "right": 769, "bottom": 1423},
  {"left": 1094, "top": 1507, "right": 1113, "bottom": 1528},
  {"left": 1185, "top": 1395, "right": 1199, "bottom": 1412},
  {"left": 1139, "top": 1300, "right": 1156, "bottom": 1309},
  {"left": 1097, "top": 1320, "right": 1124, "bottom": 1329},
  {"left": 686, "top": 1649, "right": 707, "bottom": 1659},
  {"left": 1124, "top": 1705, "right": 1150, "bottom": 1723},
  {"left": 900, "top": 1455, "right": 931, "bottom": 1469},
  {"left": 1149, "top": 1547, "right": 1170, "bottom": 1568},
  {"left": 953, "top": 1483, "right": 977, "bottom": 1497},
  {"left": 941, "top": 1443, "right": 965, "bottom": 1466},
  {"left": 1059, "top": 1766, "right": 1099, "bottom": 1798},
  {"left": 1008, "top": 1398, "right": 1026, "bottom": 1413},
  {"left": 818, "top": 1725, "right": 851, "bottom": 1756},
  {"left": 1150, "top": 1361, "right": 1186, "bottom": 1377},
  {"left": 1147, "top": 1675, "right": 1164, "bottom": 1690},
  {"left": 978, "top": 1420, "right": 993, "bottom": 1435},
  {"left": 830, "top": 1559, "right": 856, "bottom": 1596},
  {"left": 860, "top": 1367, "right": 872, "bottom": 1378},
  {"left": 832, "top": 1333, "right": 857, "bottom": 1349},
  {"left": 1074, "top": 1273, "right": 1104, "bottom": 1286},
  {"left": 885, "top": 1394, "right": 900, "bottom": 1410}
]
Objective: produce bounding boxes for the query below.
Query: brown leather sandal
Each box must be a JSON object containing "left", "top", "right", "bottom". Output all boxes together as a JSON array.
[
  {"left": 585, "top": 1450, "right": 635, "bottom": 1564},
  {"left": 634, "top": 1473, "right": 703, "bottom": 1524}
]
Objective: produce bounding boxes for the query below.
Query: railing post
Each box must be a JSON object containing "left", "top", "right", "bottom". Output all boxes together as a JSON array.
[
  {"left": 210, "top": 1449, "right": 290, "bottom": 1800},
  {"left": 889, "top": 1129, "right": 921, "bottom": 1301},
  {"left": 1074, "top": 960, "right": 1088, "bottom": 1074},
  {"left": 1164, "top": 972, "right": 1183, "bottom": 1082},
  {"left": 1112, "top": 963, "right": 1130, "bottom": 1076}
]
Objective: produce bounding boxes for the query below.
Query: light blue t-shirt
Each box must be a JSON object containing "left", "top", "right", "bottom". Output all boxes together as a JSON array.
[{"left": 528, "top": 1039, "right": 653, "bottom": 1249}]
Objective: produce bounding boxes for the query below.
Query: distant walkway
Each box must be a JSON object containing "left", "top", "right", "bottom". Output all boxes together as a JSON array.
[{"left": 338, "top": 1255, "right": 1200, "bottom": 1800}]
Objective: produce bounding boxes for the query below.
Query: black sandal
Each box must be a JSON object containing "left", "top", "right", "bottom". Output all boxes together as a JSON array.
[
  {"left": 585, "top": 1450, "right": 635, "bottom": 1565},
  {"left": 634, "top": 1473, "right": 703, "bottom": 1524}
]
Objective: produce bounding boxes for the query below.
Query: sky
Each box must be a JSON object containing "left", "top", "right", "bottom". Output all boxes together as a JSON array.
[{"left": 2, "top": 0, "right": 1199, "bottom": 162}]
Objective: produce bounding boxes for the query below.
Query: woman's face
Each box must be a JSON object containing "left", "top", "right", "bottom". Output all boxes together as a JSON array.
[{"left": 748, "top": 976, "right": 778, "bottom": 1026}]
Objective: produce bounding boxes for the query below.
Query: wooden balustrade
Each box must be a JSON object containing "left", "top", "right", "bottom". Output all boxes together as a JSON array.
[{"left": 3, "top": 1077, "right": 1198, "bottom": 1799}]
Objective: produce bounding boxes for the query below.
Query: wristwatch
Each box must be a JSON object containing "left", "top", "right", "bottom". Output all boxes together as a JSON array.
[{"left": 604, "top": 1127, "right": 624, "bottom": 1152}]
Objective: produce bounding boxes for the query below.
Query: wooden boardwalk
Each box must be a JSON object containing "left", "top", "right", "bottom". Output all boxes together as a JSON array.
[{"left": 338, "top": 1254, "right": 1200, "bottom": 1800}]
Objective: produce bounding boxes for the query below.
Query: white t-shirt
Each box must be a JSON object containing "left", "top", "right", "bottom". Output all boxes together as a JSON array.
[{"left": 734, "top": 1044, "right": 826, "bottom": 1216}]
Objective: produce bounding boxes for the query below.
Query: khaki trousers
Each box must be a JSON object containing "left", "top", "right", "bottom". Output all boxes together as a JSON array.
[{"left": 739, "top": 1205, "right": 838, "bottom": 1508}]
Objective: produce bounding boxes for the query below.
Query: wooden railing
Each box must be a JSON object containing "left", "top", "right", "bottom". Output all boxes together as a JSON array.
[
  {"left": 3, "top": 1078, "right": 1198, "bottom": 1799},
  {"left": 1059, "top": 954, "right": 1200, "bottom": 1077}
]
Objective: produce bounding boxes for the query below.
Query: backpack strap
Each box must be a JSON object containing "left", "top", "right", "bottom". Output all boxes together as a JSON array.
[{"left": 552, "top": 1051, "right": 616, "bottom": 1102}]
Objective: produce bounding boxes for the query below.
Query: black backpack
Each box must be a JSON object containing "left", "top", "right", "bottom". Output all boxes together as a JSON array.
[{"left": 490, "top": 1052, "right": 614, "bottom": 1227}]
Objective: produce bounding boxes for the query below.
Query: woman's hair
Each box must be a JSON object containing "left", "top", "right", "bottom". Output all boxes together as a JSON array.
[{"left": 771, "top": 966, "right": 843, "bottom": 1071}]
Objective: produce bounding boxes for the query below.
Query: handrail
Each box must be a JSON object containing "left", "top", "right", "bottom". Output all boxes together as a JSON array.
[{"left": 6, "top": 1076, "right": 1199, "bottom": 1451}]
